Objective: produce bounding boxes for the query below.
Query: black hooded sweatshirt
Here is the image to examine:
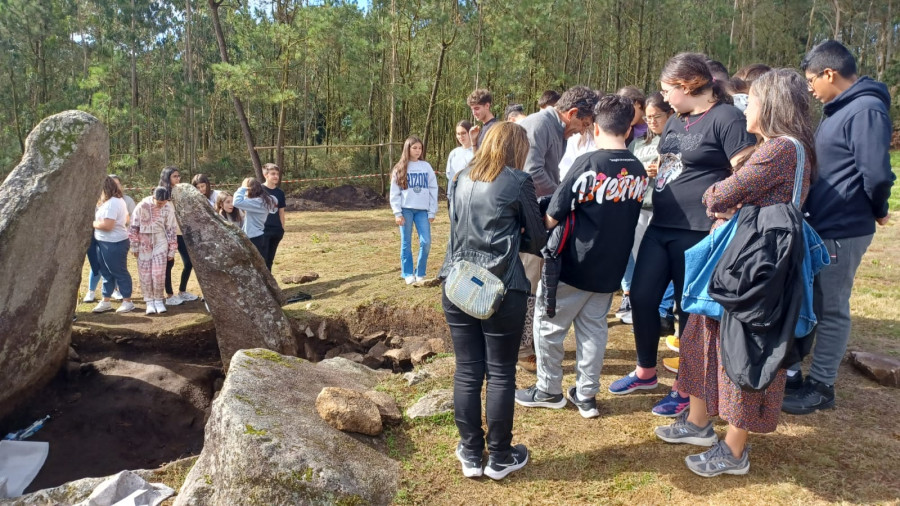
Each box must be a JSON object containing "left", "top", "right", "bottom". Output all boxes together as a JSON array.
[{"left": 804, "top": 76, "right": 895, "bottom": 239}]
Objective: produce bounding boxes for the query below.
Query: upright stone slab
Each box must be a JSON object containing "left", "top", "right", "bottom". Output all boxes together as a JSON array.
[
  {"left": 175, "top": 349, "right": 397, "bottom": 505},
  {"left": 0, "top": 110, "right": 108, "bottom": 417},
  {"left": 170, "top": 184, "right": 296, "bottom": 368}
]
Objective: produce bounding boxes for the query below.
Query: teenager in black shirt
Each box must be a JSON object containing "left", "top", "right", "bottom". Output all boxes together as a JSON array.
[{"left": 608, "top": 53, "right": 756, "bottom": 406}]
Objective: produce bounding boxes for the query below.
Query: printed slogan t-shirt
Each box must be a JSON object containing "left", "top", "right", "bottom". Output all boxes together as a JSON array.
[
  {"left": 653, "top": 103, "right": 756, "bottom": 231},
  {"left": 546, "top": 148, "right": 649, "bottom": 293}
]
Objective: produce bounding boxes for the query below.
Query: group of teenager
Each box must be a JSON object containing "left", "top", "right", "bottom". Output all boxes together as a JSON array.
[
  {"left": 83, "top": 163, "right": 293, "bottom": 315},
  {"left": 393, "top": 40, "right": 893, "bottom": 480}
]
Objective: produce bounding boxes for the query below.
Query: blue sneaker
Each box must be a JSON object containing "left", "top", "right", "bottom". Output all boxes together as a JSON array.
[
  {"left": 608, "top": 371, "right": 658, "bottom": 395},
  {"left": 652, "top": 390, "right": 690, "bottom": 417}
]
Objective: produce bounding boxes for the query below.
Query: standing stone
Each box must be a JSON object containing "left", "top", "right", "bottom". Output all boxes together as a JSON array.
[
  {"left": 171, "top": 184, "right": 296, "bottom": 369},
  {"left": 0, "top": 110, "right": 108, "bottom": 417}
]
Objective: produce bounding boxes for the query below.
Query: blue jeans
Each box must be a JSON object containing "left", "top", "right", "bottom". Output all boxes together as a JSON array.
[
  {"left": 97, "top": 238, "right": 132, "bottom": 298},
  {"left": 399, "top": 208, "right": 431, "bottom": 278},
  {"left": 86, "top": 236, "right": 102, "bottom": 291},
  {"left": 659, "top": 282, "right": 675, "bottom": 319}
]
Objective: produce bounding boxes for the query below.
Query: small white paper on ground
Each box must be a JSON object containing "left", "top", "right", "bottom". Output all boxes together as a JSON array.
[
  {"left": 74, "top": 470, "right": 174, "bottom": 506},
  {"left": 0, "top": 440, "right": 50, "bottom": 498}
]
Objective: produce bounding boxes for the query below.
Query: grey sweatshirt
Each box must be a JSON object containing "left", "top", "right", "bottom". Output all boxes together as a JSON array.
[{"left": 519, "top": 107, "right": 566, "bottom": 198}]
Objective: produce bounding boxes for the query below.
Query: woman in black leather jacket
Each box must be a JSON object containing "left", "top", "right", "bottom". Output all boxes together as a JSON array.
[{"left": 439, "top": 122, "right": 547, "bottom": 480}]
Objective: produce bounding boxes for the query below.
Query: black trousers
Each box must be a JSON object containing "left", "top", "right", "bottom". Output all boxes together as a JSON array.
[
  {"left": 630, "top": 225, "right": 707, "bottom": 368},
  {"left": 442, "top": 289, "right": 526, "bottom": 456},
  {"left": 164, "top": 235, "right": 194, "bottom": 295},
  {"left": 262, "top": 228, "right": 284, "bottom": 272}
]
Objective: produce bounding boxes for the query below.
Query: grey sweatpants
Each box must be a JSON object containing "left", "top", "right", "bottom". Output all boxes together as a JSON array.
[
  {"left": 804, "top": 234, "right": 873, "bottom": 385},
  {"left": 534, "top": 281, "right": 613, "bottom": 397}
]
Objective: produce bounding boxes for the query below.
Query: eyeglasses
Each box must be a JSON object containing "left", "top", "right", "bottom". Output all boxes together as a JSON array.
[
  {"left": 646, "top": 113, "right": 667, "bottom": 122},
  {"left": 660, "top": 85, "right": 681, "bottom": 98},
  {"left": 806, "top": 71, "right": 826, "bottom": 90}
]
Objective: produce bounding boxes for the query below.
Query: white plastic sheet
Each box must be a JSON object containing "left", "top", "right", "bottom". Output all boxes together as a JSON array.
[
  {"left": 0, "top": 440, "right": 50, "bottom": 498},
  {"left": 74, "top": 470, "right": 174, "bottom": 506}
]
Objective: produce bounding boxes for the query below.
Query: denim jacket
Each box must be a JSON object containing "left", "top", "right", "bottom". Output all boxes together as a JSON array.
[{"left": 795, "top": 223, "right": 830, "bottom": 337}]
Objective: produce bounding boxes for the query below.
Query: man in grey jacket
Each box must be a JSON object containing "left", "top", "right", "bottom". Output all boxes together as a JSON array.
[{"left": 516, "top": 86, "right": 599, "bottom": 370}]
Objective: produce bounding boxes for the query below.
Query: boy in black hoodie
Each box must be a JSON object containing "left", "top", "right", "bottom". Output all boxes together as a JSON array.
[{"left": 783, "top": 40, "right": 895, "bottom": 415}]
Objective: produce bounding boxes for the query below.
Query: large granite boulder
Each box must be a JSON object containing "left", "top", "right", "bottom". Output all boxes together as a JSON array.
[
  {"left": 170, "top": 184, "right": 296, "bottom": 369},
  {"left": 174, "top": 349, "right": 397, "bottom": 505},
  {"left": 0, "top": 110, "right": 108, "bottom": 418}
]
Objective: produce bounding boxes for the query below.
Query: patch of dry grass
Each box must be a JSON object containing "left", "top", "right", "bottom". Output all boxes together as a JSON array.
[{"left": 75, "top": 189, "right": 900, "bottom": 504}]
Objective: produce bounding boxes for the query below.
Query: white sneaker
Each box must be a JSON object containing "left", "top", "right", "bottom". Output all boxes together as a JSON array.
[
  {"left": 111, "top": 289, "right": 123, "bottom": 300},
  {"left": 145, "top": 301, "right": 157, "bottom": 315},
  {"left": 92, "top": 300, "right": 113, "bottom": 313},
  {"left": 165, "top": 294, "right": 184, "bottom": 306},
  {"left": 115, "top": 301, "right": 135, "bottom": 313},
  {"left": 415, "top": 276, "right": 426, "bottom": 282},
  {"left": 154, "top": 300, "right": 167, "bottom": 313},
  {"left": 404, "top": 276, "right": 415, "bottom": 285},
  {"left": 178, "top": 291, "right": 199, "bottom": 301},
  {"left": 83, "top": 291, "right": 96, "bottom": 303}
]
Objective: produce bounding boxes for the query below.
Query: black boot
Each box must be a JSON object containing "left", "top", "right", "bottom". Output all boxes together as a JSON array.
[{"left": 782, "top": 377, "right": 835, "bottom": 415}]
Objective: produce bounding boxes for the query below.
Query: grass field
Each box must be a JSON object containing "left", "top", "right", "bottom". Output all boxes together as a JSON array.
[{"left": 73, "top": 158, "right": 900, "bottom": 504}]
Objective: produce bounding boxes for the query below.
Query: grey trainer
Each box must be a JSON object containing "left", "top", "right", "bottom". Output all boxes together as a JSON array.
[
  {"left": 685, "top": 440, "right": 750, "bottom": 477},
  {"left": 654, "top": 411, "right": 717, "bottom": 446}
]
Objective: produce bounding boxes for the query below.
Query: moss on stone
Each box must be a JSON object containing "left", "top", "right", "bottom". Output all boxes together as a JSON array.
[
  {"left": 244, "top": 349, "right": 298, "bottom": 368},
  {"left": 244, "top": 424, "right": 267, "bottom": 436}
]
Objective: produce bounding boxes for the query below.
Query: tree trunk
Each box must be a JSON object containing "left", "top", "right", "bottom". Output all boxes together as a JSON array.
[
  {"left": 386, "top": 0, "right": 398, "bottom": 196},
  {"left": 8, "top": 67, "right": 24, "bottom": 154},
  {"left": 130, "top": 0, "right": 141, "bottom": 172},
  {"left": 208, "top": 0, "right": 263, "bottom": 181},
  {"left": 423, "top": 26, "right": 455, "bottom": 156},
  {"left": 186, "top": 0, "right": 197, "bottom": 172}
]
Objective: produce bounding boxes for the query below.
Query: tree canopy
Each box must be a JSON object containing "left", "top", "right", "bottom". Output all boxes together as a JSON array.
[{"left": 1, "top": 0, "right": 898, "bottom": 183}]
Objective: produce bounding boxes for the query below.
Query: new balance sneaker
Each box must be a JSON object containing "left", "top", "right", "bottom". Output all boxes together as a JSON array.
[
  {"left": 665, "top": 335, "right": 680, "bottom": 353},
  {"left": 514, "top": 386, "right": 566, "bottom": 409},
  {"left": 662, "top": 357, "right": 679, "bottom": 374},
  {"left": 154, "top": 300, "right": 167, "bottom": 313},
  {"left": 455, "top": 443, "right": 483, "bottom": 478},
  {"left": 115, "top": 301, "right": 135, "bottom": 313},
  {"left": 516, "top": 354, "right": 537, "bottom": 373},
  {"left": 608, "top": 371, "right": 658, "bottom": 395},
  {"left": 92, "top": 300, "right": 113, "bottom": 313},
  {"left": 111, "top": 289, "right": 124, "bottom": 301},
  {"left": 82, "top": 291, "right": 96, "bottom": 303},
  {"left": 566, "top": 387, "right": 600, "bottom": 418},
  {"left": 781, "top": 377, "right": 835, "bottom": 415},
  {"left": 654, "top": 411, "right": 717, "bottom": 446},
  {"left": 484, "top": 444, "right": 528, "bottom": 480},
  {"left": 615, "top": 294, "right": 631, "bottom": 319},
  {"left": 178, "top": 291, "right": 199, "bottom": 301},
  {"left": 165, "top": 294, "right": 184, "bottom": 306},
  {"left": 652, "top": 390, "right": 690, "bottom": 417},
  {"left": 685, "top": 440, "right": 750, "bottom": 477}
]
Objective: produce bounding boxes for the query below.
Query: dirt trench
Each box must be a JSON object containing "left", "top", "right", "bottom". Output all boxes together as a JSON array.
[{"left": 1, "top": 302, "right": 448, "bottom": 493}]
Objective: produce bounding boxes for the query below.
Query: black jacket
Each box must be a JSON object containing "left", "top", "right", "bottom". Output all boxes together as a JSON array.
[
  {"left": 439, "top": 167, "right": 547, "bottom": 293},
  {"left": 708, "top": 203, "right": 805, "bottom": 391}
]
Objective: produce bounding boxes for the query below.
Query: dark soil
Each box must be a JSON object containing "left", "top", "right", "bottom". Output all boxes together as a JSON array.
[
  {"left": 285, "top": 184, "right": 387, "bottom": 211},
  {"left": 0, "top": 327, "right": 222, "bottom": 493}
]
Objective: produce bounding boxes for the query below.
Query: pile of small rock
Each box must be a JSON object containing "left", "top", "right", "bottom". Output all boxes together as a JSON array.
[{"left": 293, "top": 324, "right": 447, "bottom": 372}]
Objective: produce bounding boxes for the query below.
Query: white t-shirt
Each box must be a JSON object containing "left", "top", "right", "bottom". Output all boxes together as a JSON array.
[
  {"left": 446, "top": 146, "right": 474, "bottom": 181},
  {"left": 207, "top": 189, "right": 220, "bottom": 209},
  {"left": 94, "top": 197, "right": 129, "bottom": 242}
]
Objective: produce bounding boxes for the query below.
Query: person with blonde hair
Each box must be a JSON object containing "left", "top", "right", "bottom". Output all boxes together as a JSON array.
[
  {"left": 389, "top": 136, "right": 438, "bottom": 284},
  {"left": 440, "top": 121, "right": 546, "bottom": 480}
]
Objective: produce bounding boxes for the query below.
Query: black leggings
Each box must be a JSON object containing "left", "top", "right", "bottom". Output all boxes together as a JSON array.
[
  {"left": 443, "top": 289, "right": 526, "bottom": 456},
  {"left": 165, "top": 235, "right": 193, "bottom": 295},
  {"left": 630, "top": 225, "right": 707, "bottom": 369}
]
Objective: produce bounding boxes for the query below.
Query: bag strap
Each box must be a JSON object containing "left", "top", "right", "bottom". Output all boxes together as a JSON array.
[{"left": 781, "top": 136, "right": 805, "bottom": 208}]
